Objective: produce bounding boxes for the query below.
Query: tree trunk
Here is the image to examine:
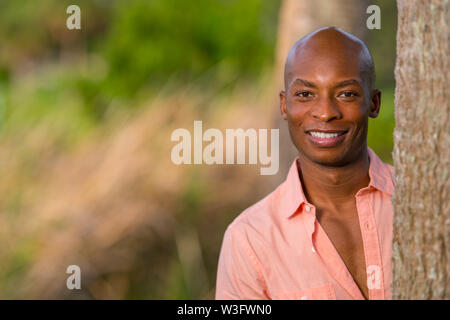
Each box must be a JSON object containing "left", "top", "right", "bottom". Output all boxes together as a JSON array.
[
  {"left": 392, "top": 0, "right": 449, "bottom": 299},
  {"left": 272, "top": 0, "right": 370, "bottom": 183}
]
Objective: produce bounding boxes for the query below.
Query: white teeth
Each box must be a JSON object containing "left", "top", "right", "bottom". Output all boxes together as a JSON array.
[{"left": 309, "top": 131, "right": 343, "bottom": 138}]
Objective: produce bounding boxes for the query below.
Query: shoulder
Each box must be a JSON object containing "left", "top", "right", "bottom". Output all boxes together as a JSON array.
[
  {"left": 225, "top": 182, "right": 285, "bottom": 244},
  {"left": 228, "top": 190, "right": 275, "bottom": 234}
]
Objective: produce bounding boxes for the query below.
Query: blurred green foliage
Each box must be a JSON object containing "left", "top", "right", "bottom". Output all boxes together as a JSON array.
[
  {"left": 103, "top": 0, "right": 279, "bottom": 97},
  {"left": 0, "top": 0, "right": 280, "bottom": 121},
  {"left": 368, "top": 0, "right": 398, "bottom": 89},
  {"left": 366, "top": 0, "right": 397, "bottom": 164}
]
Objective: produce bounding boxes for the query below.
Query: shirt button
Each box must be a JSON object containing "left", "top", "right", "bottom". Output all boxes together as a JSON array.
[
  {"left": 301, "top": 296, "right": 308, "bottom": 300},
  {"left": 305, "top": 205, "right": 311, "bottom": 212},
  {"left": 365, "top": 222, "right": 372, "bottom": 230},
  {"left": 312, "top": 246, "right": 316, "bottom": 253}
]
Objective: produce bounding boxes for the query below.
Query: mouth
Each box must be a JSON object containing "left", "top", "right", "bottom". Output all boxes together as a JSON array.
[{"left": 306, "top": 130, "right": 348, "bottom": 147}]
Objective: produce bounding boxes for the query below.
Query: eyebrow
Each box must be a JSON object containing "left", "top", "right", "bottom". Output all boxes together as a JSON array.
[
  {"left": 290, "top": 78, "right": 363, "bottom": 89},
  {"left": 334, "top": 79, "right": 362, "bottom": 89},
  {"left": 291, "top": 78, "right": 317, "bottom": 88}
]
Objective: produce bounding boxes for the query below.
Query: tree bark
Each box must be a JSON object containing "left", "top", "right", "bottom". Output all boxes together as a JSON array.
[
  {"left": 392, "top": 0, "right": 449, "bottom": 299},
  {"left": 272, "top": 0, "right": 370, "bottom": 183}
]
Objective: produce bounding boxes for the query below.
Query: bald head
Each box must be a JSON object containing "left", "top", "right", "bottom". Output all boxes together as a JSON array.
[{"left": 284, "top": 27, "right": 375, "bottom": 92}]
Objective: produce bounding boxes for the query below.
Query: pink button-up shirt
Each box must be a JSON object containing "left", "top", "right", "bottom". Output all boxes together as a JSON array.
[{"left": 216, "top": 147, "right": 394, "bottom": 300}]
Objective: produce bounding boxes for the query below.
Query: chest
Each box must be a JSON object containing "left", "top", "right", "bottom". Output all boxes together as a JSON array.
[{"left": 316, "top": 204, "right": 369, "bottom": 299}]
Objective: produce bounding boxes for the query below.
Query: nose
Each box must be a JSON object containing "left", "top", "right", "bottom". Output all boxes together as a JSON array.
[{"left": 311, "top": 97, "right": 342, "bottom": 122}]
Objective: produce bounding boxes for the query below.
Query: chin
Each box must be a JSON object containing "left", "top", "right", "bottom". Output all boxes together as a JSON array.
[{"left": 300, "top": 146, "right": 351, "bottom": 167}]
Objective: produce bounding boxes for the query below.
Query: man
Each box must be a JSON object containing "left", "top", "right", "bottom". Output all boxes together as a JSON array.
[{"left": 215, "top": 27, "right": 394, "bottom": 300}]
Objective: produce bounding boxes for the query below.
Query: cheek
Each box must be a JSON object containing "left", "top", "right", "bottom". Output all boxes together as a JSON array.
[
  {"left": 349, "top": 111, "right": 369, "bottom": 138},
  {"left": 344, "top": 104, "right": 368, "bottom": 124},
  {"left": 286, "top": 101, "right": 307, "bottom": 122}
]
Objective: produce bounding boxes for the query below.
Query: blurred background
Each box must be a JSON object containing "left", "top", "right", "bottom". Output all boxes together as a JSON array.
[{"left": 0, "top": 0, "right": 396, "bottom": 299}]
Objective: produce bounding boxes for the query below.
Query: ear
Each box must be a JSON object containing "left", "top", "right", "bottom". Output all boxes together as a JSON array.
[
  {"left": 369, "top": 89, "right": 381, "bottom": 118},
  {"left": 280, "top": 90, "right": 287, "bottom": 120}
]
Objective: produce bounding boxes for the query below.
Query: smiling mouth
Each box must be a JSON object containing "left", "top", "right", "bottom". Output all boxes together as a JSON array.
[
  {"left": 306, "top": 131, "right": 348, "bottom": 138},
  {"left": 305, "top": 130, "right": 348, "bottom": 147}
]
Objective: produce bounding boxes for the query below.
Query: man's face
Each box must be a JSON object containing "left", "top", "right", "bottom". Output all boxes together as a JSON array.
[{"left": 280, "top": 41, "right": 381, "bottom": 167}]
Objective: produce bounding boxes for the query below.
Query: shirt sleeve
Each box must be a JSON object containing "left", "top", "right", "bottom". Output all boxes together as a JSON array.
[{"left": 215, "top": 223, "right": 269, "bottom": 300}]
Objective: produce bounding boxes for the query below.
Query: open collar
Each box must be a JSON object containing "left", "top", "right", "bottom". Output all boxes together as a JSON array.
[{"left": 281, "top": 147, "right": 394, "bottom": 219}]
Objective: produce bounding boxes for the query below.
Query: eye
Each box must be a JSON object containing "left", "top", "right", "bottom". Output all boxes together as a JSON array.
[
  {"left": 295, "top": 91, "right": 313, "bottom": 99},
  {"left": 338, "top": 91, "right": 359, "bottom": 99}
]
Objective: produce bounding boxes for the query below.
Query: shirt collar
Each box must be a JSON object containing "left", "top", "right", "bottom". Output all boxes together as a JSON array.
[
  {"left": 280, "top": 157, "right": 308, "bottom": 219},
  {"left": 281, "top": 146, "right": 394, "bottom": 219},
  {"left": 367, "top": 147, "right": 394, "bottom": 196}
]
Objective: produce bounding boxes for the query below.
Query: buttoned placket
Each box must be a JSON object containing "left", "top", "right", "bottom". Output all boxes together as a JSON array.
[
  {"left": 303, "top": 204, "right": 318, "bottom": 254},
  {"left": 355, "top": 188, "right": 385, "bottom": 300},
  {"left": 302, "top": 203, "right": 316, "bottom": 253}
]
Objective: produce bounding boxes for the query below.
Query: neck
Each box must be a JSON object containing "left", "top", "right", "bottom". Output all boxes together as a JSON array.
[{"left": 297, "top": 147, "right": 370, "bottom": 211}]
